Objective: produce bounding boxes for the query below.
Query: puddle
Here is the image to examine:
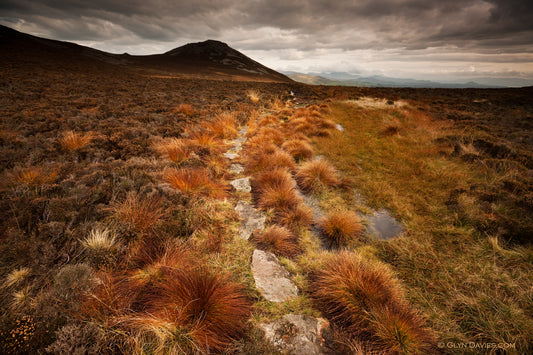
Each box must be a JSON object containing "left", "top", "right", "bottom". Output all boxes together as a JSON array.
[{"left": 366, "top": 210, "right": 404, "bottom": 240}]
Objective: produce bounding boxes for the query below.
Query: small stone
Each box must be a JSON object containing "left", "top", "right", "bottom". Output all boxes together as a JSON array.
[
  {"left": 235, "top": 201, "right": 265, "bottom": 239},
  {"left": 252, "top": 249, "right": 298, "bottom": 302},
  {"left": 230, "top": 177, "right": 251, "bottom": 193},
  {"left": 335, "top": 123, "right": 344, "bottom": 131},
  {"left": 229, "top": 163, "right": 244, "bottom": 174},
  {"left": 224, "top": 151, "right": 239, "bottom": 160},
  {"left": 260, "top": 314, "right": 329, "bottom": 355}
]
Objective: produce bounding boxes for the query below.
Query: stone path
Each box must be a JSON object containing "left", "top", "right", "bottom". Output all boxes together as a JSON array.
[{"left": 224, "top": 108, "right": 328, "bottom": 353}]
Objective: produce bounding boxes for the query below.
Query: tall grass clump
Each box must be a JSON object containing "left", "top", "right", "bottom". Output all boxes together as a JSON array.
[
  {"left": 281, "top": 139, "right": 314, "bottom": 161},
  {"left": 296, "top": 159, "right": 341, "bottom": 192},
  {"left": 208, "top": 112, "right": 238, "bottom": 139},
  {"left": 110, "top": 192, "right": 166, "bottom": 236},
  {"left": 59, "top": 130, "right": 93, "bottom": 152},
  {"left": 163, "top": 168, "right": 227, "bottom": 198},
  {"left": 252, "top": 225, "right": 300, "bottom": 258},
  {"left": 154, "top": 138, "right": 190, "bottom": 164},
  {"left": 3, "top": 267, "right": 31, "bottom": 288},
  {"left": 247, "top": 91, "right": 261, "bottom": 104},
  {"left": 319, "top": 210, "right": 363, "bottom": 247},
  {"left": 311, "top": 252, "right": 435, "bottom": 354}
]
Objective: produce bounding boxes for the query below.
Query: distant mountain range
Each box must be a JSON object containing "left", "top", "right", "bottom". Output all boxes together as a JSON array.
[
  {"left": 285, "top": 71, "right": 532, "bottom": 88},
  {"left": 0, "top": 25, "right": 292, "bottom": 82}
]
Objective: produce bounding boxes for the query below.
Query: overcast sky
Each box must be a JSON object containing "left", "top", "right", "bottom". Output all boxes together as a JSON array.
[{"left": 1, "top": 0, "right": 532, "bottom": 83}]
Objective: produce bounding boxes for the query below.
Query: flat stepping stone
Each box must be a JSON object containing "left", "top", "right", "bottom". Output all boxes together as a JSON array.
[
  {"left": 230, "top": 177, "right": 251, "bottom": 193},
  {"left": 252, "top": 249, "right": 298, "bottom": 302},
  {"left": 238, "top": 126, "right": 248, "bottom": 135},
  {"left": 229, "top": 163, "right": 244, "bottom": 174},
  {"left": 260, "top": 314, "right": 329, "bottom": 355},
  {"left": 336, "top": 123, "right": 344, "bottom": 131},
  {"left": 224, "top": 151, "right": 239, "bottom": 160},
  {"left": 235, "top": 201, "right": 265, "bottom": 240}
]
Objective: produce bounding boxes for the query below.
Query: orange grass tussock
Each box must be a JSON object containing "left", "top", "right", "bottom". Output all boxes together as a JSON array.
[
  {"left": 59, "top": 130, "right": 93, "bottom": 152},
  {"left": 154, "top": 138, "right": 190, "bottom": 164},
  {"left": 311, "top": 252, "right": 435, "bottom": 354},
  {"left": 110, "top": 192, "right": 166, "bottom": 236},
  {"left": 163, "top": 168, "right": 227, "bottom": 198},
  {"left": 296, "top": 159, "right": 341, "bottom": 192},
  {"left": 251, "top": 168, "right": 296, "bottom": 197},
  {"left": 253, "top": 225, "right": 300, "bottom": 258},
  {"left": 208, "top": 112, "right": 238, "bottom": 139},
  {"left": 281, "top": 139, "right": 314, "bottom": 161},
  {"left": 319, "top": 210, "right": 364, "bottom": 247}
]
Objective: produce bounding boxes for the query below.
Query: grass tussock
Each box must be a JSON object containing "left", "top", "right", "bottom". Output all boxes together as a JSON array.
[
  {"left": 296, "top": 159, "right": 341, "bottom": 193},
  {"left": 319, "top": 210, "right": 364, "bottom": 247},
  {"left": 175, "top": 104, "right": 195, "bottom": 116},
  {"left": 10, "top": 166, "right": 58, "bottom": 189},
  {"left": 208, "top": 112, "right": 238, "bottom": 139},
  {"left": 275, "top": 203, "right": 314, "bottom": 230},
  {"left": 110, "top": 192, "right": 166, "bottom": 236},
  {"left": 281, "top": 139, "right": 314, "bottom": 161},
  {"left": 59, "top": 130, "right": 93, "bottom": 152},
  {"left": 3, "top": 267, "right": 31, "bottom": 288},
  {"left": 246, "top": 148, "right": 296, "bottom": 174},
  {"left": 154, "top": 138, "right": 190, "bottom": 164},
  {"left": 256, "top": 183, "right": 301, "bottom": 213},
  {"left": 247, "top": 91, "right": 261, "bottom": 104},
  {"left": 163, "top": 168, "right": 227, "bottom": 198},
  {"left": 252, "top": 225, "right": 300, "bottom": 258},
  {"left": 311, "top": 252, "right": 435, "bottom": 354},
  {"left": 251, "top": 168, "right": 296, "bottom": 197}
]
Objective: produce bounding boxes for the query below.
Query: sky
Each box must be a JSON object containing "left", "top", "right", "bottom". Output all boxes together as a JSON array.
[{"left": 1, "top": 0, "right": 533, "bottom": 84}]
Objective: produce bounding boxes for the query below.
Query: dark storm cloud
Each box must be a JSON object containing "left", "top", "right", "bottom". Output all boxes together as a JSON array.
[{"left": 1, "top": 0, "right": 532, "bottom": 51}]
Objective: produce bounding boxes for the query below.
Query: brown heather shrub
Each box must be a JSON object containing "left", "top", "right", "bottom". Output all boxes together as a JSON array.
[
  {"left": 276, "top": 203, "right": 314, "bottom": 230},
  {"left": 296, "top": 159, "right": 341, "bottom": 192},
  {"left": 110, "top": 192, "right": 166, "bottom": 236},
  {"left": 251, "top": 168, "right": 296, "bottom": 197},
  {"left": 281, "top": 139, "right": 314, "bottom": 161},
  {"left": 208, "top": 112, "right": 238, "bottom": 139},
  {"left": 311, "top": 252, "right": 435, "bottom": 354},
  {"left": 163, "top": 168, "right": 227, "bottom": 198},
  {"left": 253, "top": 225, "right": 300, "bottom": 258},
  {"left": 154, "top": 138, "right": 190, "bottom": 164},
  {"left": 246, "top": 148, "right": 296, "bottom": 174},
  {"left": 320, "top": 210, "right": 364, "bottom": 247},
  {"left": 175, "top": 103, "right": 195, "bottom": 116},
  {"left": 59, "top": 130, "right": 92, "bottom": 152}
]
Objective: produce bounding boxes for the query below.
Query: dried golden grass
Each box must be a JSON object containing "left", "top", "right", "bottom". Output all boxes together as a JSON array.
[
  {"left": 253, "top": 225, "right": 300, "bottom": 258},
  {"left": 3, "top": 267, "right": 31, "bottom": 288},
  {"left": 163, "top": 168, "right": 227, "bottom": 198},
  {"left": 296, "top": 159, "right": 341, "bottom": 192},
  {"left": 319, "top": 210, "right": 364, "bottom": 247},
  {"left": 82, "top": 227, "right": 117, "bottom": 253},
  {"left": 59, "top": 130, "right": 93, "bottom": 152}
]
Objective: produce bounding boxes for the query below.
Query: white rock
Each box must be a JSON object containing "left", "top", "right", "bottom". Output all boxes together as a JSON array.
[
  {"left": 235, "top": 201, "right": 265, "bottom": 239},
  {"left": 252, "top": 249, "right": 298, "bottom": 302},
  {"left": 260, "top": 314, "right": 329, "bottom": 355},
  {"left": 230, "top": 177, "right": 251, "bottom": 193}
]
